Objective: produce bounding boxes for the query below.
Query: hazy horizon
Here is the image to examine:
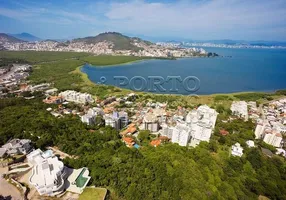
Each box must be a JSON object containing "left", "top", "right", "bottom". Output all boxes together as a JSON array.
[{"left": 1, "top": 0, "right": 286, "bottom": 41}]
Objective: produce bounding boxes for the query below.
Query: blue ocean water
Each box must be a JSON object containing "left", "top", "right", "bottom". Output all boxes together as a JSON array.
[{"left": 81, "top": 48, "right": 286, "bottom": 95}]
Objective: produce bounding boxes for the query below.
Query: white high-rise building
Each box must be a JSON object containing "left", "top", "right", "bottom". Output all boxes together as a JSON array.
[
  {"left": 186, "top": 105, "right": 218, "bottom": 147},
  {"left": 231, "top": 101, "right": 248, "bottom": 120},
  {"left": 171, "top": 122, "right": 192, "bottom": 146},
  {"left": 255, "top": 122, "right": 266, "bottom": 139},
  {"left": 161, "top": 124, "right": 174, "bottom": 139},
  {"left": 81, "top": 114, "right": 95, "bottom": 125},
  {"left": 263, "top": 132, "right": 282, "bottom": 147}
]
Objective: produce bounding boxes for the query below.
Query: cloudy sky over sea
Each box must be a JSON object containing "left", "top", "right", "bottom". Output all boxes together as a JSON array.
[{"left": 0, "top": 0, "right": 286, "bottom": 41}]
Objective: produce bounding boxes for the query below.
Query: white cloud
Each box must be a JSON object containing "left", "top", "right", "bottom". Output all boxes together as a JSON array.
[{"left": 1, "top": 0, "right": 286, "bottom": 40}]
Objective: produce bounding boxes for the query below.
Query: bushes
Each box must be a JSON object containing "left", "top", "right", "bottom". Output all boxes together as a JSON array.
[{"left": 234, "top": 93, "right": 274, "bottom": 101}]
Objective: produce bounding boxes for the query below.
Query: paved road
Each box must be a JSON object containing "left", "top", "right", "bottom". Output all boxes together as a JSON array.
[{"left": 0, "top": 176, "right": 23, "bottom": 200}]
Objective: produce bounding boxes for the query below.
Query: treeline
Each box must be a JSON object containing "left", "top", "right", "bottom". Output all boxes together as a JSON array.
[
  {"left": 0, "top": 57, "right": 30, "bottom": 67},
  {"left": 0, "top": 98, "right": 285, "bottom": 199}
]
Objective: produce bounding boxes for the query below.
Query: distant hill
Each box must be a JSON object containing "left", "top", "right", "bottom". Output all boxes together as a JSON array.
[
  {"left": 72, "top": 32, "right": 152, "bottom": 51},
  {"left": 0, "top": 33, "right": 24, "bottom": 43},
  {"left": 9, "top": 32, "right": 41, "bottom": 42}
]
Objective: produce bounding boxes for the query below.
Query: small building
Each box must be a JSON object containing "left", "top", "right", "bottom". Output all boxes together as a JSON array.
[
  {"left": 120, "top": 124, "right": 137, "bottom": 136},
  {"left": 122, "top": 137, "right": 135, "bottom": 147},
  {"left": 43, "top": 96, "right": 63, "bottom": 104},
  {"left": 219, "top": 129, "right": 229, "bottom": 136},
  {"left": 231, "top": 143, "right": 244, "bottom": 157},
  {"left": 2, "top": 138, "right": 33, "bottom": 156},
  {"left": 246, "top": 140, "right": 255, "bottom": 148}
]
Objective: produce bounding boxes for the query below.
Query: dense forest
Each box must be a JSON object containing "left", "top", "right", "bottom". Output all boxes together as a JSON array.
[{"left": 0, "top": 97, "right": 285, "bottom": 200}]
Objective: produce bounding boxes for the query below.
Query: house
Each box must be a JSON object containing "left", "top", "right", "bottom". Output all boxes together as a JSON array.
[
  {"left": 43, "top": 96, "right": 63, "bottom": 104},
  {"left": 231, "top": 143, "right": 244, "bottom": 157},
  {"left": 219, "top": 129, "right": 229, "bottom": 136},
  {"left": 150, "top": 136, "right": 169, "bottom": 147},
  {"left": 2, "top": 138, "right": 33, "bottom": 156},
  {"left": 122, "top": 137, "right": 135, "bottom": 147},
  {"left": 246, "top": 140, "right": 255, "bottom": 148},
  {"left": 27, "top": 149, "right": 66, "bottom": 196},
  {"left": 120, "top": 124, "right": 137, "bottom": 136},
  {"left": 150, "top": 139, "right": 161, "bottom": 147}
]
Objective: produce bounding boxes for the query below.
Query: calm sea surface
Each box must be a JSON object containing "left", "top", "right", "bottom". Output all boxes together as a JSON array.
[{"left": 81, "top": 47, "right": 286, "bottom": 95}]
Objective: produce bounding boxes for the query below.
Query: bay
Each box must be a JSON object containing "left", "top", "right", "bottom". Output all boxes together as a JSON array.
[{"left": 81, "top": 47, "right": 286, "bottom": 95}]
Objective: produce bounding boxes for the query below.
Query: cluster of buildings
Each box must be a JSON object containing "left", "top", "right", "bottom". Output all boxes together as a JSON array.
[
  {"left": 172, "top": 41, "right": 286, "bottom": 49},
  {"left": 254, "top": 98, "right": 286, "bottom": 148},
  {"left": 157, "top": 105, "right": 218, "bottom": 147},
  {"left": 0, "top": 64, "right": 32, "bottom": 97},
  {"left": 0, "top": 138, "right": 91, "bottom": 197},
  {"left": 230, "top": 101, "right": 260, "bottom": 121},
  {"left": 2, "top": 39, "right": 210, "bottom": 58}
]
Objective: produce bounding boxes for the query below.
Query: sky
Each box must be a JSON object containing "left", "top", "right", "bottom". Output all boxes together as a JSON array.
[{"left": 0, "top": 0, "right": 286, "bottom": 41}]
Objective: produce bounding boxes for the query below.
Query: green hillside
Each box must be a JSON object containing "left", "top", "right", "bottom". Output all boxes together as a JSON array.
[{"left": 72, "top": 32, "right": 147, "bottom": 51}]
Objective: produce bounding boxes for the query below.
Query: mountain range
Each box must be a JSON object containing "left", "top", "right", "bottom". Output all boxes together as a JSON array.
[
  {"left": 9, "top": 32, "right": 41, "bottom": 42},
  {"left": 0, "top": 33, "right": 24, "bottom": 43}
]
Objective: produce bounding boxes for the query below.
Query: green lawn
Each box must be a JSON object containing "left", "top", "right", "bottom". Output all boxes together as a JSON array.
[{"left": 79, "top": 187, "right": 107, "bottom": 200}]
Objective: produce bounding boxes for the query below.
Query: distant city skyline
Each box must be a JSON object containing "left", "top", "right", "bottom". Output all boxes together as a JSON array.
[{"left": 1, "top": 0, "right": 286, "bottom": 41}]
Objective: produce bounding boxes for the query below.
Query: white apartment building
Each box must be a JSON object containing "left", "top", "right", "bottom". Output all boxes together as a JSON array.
[
  {"left": 27, "top": 149, "right": 66, "bottom": 196},
  {"left": 161, "top": 124, "right": 174, "bottom": 139},
  {"left": 81, "top": 107, "right": 104, "bottom": 125},
  {"left": 59, "top": 90, "right": 94, "bottom": 104},
  {"left": 231, "top": 101, "right": 248, "bottom": 120},
  {"left": 105, "top": 116, "right": 120, "bottom": 130},
  {"left": 263, "top": 132, "right": 282, "bottom": 147},
  {"left": 231, "top": 143, "right": 244, "bottom": 157},
  {"left": 104, "top": 111, "right": 128, "bottom": 130},
  {"left": 171, "top": 123, "right": 192, "bottom": 146},
  {"left": 254, "top": 121, "right": 267, "bottom": 139},
  {"left": 81, "top": 114, "right": 96, "bottom": 125},
  {"left": 186, "top": 105, "right": 218, "bottom": 147}
]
